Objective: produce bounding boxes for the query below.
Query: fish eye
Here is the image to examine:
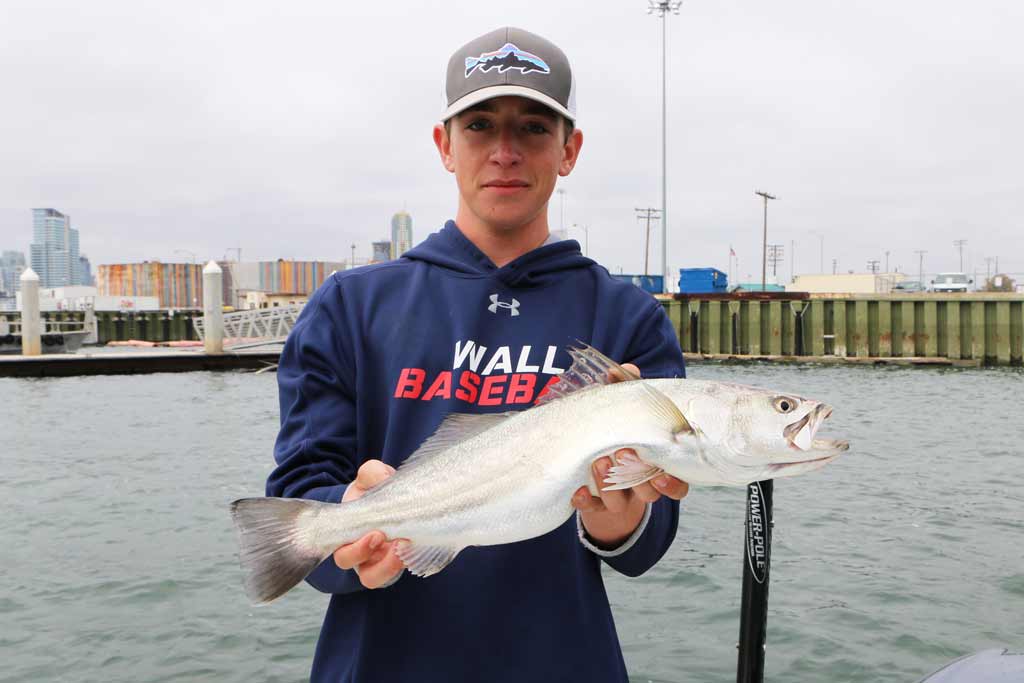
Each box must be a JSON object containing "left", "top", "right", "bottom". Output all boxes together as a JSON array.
[{"left": 773, "top": 396, "right": 799, "bottom": 414}]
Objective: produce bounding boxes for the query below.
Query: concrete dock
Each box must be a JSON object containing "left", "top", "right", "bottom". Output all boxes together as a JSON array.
[{"left": 0, "top": 348, "right": 280, "bottom": 378}]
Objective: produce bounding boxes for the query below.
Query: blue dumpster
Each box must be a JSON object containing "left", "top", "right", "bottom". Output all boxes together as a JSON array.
[{"left": 678, "top": 268, "right": 728, "bottom": 294}]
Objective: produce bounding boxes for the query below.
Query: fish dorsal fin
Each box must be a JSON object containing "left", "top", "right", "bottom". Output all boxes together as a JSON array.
[
  {"left": 399, "top": 412, "right": 514, "bottom": 471},
  {"left": 536, "top": 342, "right": 641, "bottom": 406}
]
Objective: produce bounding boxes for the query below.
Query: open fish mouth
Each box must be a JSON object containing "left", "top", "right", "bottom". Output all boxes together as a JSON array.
[{"left": 783, "top": 404, "right": 847, "bottom": 455}]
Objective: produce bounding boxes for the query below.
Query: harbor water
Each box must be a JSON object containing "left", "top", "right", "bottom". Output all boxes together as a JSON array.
[{"left": 2, "top": 364, "right": 1022, "bottom": 682}]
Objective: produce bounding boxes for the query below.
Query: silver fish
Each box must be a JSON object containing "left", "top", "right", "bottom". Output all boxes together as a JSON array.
[{"left": 231, "top": 344, "right": 849, "bottom": 603}]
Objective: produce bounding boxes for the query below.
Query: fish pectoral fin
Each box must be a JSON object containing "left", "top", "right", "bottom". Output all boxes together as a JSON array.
[
  {"left": 601, "top": 451, "right": 665, "bottom": 491},
  {"left": 395, "top": 541, "right": 461, "bottom": 578},
  {"left": 637, "top": 382, "right": 695, "bottom": 436}
]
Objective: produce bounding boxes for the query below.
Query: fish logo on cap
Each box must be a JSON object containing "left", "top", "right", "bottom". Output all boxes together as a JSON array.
[{"left": 464, "top": 42, "right": 551, "bottom": 77}]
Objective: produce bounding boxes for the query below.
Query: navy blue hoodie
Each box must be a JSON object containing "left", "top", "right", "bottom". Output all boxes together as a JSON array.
[{"left": 268, "top": 221, "right": 686, "bottom": 682}]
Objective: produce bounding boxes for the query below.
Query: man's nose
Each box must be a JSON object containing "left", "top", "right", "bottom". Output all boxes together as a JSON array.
[{"left": 489, "top": 129, "right": 523, "bottom": 166}]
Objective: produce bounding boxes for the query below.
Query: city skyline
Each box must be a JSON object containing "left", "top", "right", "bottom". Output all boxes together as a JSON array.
[{"left": 1, "top": 0, "right": 1021, "bottom": 281}]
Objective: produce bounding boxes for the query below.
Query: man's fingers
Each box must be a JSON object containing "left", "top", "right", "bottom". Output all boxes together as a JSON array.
[
  {"left": 607, "top": 362, "right": 641, "bottom": 384},
  {"left": 652, "top": 475, "right": 690, "bottom": 501},
  {"left": 571, "top": 486, "right": 606, "bottom": 513},
  {"left": 358, "top": 543, "right": 405, "bottom": 589},
  {"left": 631, "top": 481, "right": 662, "bottom": 503},
  {"left": 593, "top": 457, "right": 630, "bottom": 514},
  {"left": 354, "top": 460, "right": 396, "bottom": 490},
  {"left": 334, "top": 531, "right": 384, "bottom": 570}
]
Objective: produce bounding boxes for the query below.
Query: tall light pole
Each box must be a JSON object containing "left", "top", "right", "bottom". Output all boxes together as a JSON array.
[
  {"left": 647, "top": 0, "right": 682, "bottom": 291},
  {"left": 954, "top": 239, "right": 967, "bottom": 272},
  {"left": 572, "top": 223, "right": 589, "bottom": 257},
  {"left": 915, "top": 250, "right": 927, "bottom": 285},
  {"left": 811, "top": 231, "right": 824, "bottom": 273},
  {"left": 755, "top": 191, "right": 778, "bottom": 291}
]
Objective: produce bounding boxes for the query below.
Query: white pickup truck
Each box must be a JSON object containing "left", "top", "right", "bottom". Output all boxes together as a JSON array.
[{"left": 931, "top": 272, "right": 972, "bottom": 293}]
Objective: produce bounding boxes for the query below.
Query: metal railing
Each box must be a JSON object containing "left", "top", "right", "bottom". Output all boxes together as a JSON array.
[
  {"left": 0, "top": 316, "right": 87, "bottom": 336},
  {"left": 192, "top": 304, "right": 303, "bottom": 346}
]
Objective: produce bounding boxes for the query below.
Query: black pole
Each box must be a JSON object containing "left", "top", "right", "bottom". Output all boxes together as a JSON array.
[{"left": 736, "top": 479, "right": 774, "bottom": 683}]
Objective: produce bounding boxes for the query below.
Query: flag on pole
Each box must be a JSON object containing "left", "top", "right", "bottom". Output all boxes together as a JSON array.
[{"left": 730, "top": 246, "right": 736, "bottom": 257}]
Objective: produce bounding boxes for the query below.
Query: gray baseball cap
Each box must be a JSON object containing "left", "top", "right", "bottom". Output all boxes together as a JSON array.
[{"left": 442, "top": 27, "right": 576, "bottom": 123}]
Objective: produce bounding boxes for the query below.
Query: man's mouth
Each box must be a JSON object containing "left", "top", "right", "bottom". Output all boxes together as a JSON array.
[{"left": 483, "top": 180, "right": 530, "bottom": 189}]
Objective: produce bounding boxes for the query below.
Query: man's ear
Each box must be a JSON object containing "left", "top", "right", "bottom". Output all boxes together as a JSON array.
[
  {"left": 433, "top": 123, "right": 455, "bottom": 173},
  {"left": 558, "top": 127, "right": 584, "bottom": 177}
]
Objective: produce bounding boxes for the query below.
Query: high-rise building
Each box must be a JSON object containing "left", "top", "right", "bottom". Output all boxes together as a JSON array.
[
  {"left": 0, "top": 250, "right": 26, "bottom": 295},
  {"left": 78, "top": 254, "right": 94, "bottom": 287},
  {"left": 30, "top": 208, "right": 83, "bottom": 287},
  {"left": 391, "top": 211, "right": 413, "bottom": 259},
  {"left": 371, "top": 241, "right": 392, "bottom": 263}
]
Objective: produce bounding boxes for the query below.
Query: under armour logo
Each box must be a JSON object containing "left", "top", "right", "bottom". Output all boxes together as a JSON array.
[{"left": 488, "top": 293, "right": 520, "bottom": 317}]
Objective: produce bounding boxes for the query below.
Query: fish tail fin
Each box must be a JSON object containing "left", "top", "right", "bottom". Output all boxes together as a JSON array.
[{"left": 230, "top": 497, "right": 334, "bottom": 604}]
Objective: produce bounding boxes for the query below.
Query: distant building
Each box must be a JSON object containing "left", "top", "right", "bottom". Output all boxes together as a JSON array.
[
  {"left": 98, "top": 262, "right": 204, "bottom": 308},
  {"left": 391, "top": 211, "right": 413, "bottom": 259},
  {"left": 244, "top": 291, "right": 309, "bottom": 310},
  {"left": 30, "top": 208, "right": 86, "bottom": 287},
  {"left": 14, "top": 285, "right": 159, "bottom": 312},
  {"left": 0, "top": 250, "right": 27, "bottom": 295},
  {"left": 372, "top": 240, "right": 392, "bottom": 264},
  {"left": 786, "top": 273, "right": 905, "bottom": 294},
  {"left": 78, "top": 255, "right": 94, "bottom": 286},
  {"left": 99, "top": 259, "right": 348, "bottom": 309}
]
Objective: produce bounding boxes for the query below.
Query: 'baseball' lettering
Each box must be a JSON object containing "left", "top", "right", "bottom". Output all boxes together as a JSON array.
[{"left": 394, "top": 368, "right": 425, "bottom": 398}]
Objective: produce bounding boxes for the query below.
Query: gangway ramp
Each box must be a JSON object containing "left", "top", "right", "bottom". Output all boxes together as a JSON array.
[{"left": 192, "top": 304, "right": 303, "bottom": 348}]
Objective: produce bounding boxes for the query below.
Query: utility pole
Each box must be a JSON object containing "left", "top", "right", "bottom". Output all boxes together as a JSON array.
[
  {"left": 767, "top": 244, "right": 784, "bottom": 278},
  {"left": 915, "top": 250, "right": 927, "bottom": 285},
  {"left": 867, "top": 259, "right": 880, "bottom": 274},
  {"left": 885, "top": 251, "right": 890, "bottom": 273},
  {"left": 350, "top": 243, "right": 356, "bottom": 270},
  {"left": 832, "top": 258, "right": 837, "bottom": 275},
  {"left": 985, "top": 257, "right": 993, "bottom": 283},
  {"left": 647, "top": 0, "right": 682, "bottom": 291},
  {"left": 635, "top": 208, "right": 661, "bottom": 277},
  {"left": 954, "top": 239, "right": 967, "bottom": 272},
  {"left": 755, "top": 191, "right": 778, "bottom": 291}
]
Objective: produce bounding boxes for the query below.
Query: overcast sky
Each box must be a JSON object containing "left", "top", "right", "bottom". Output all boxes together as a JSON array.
[{"left": 1, "top": 0, "right": 1021, "bottom": 283}]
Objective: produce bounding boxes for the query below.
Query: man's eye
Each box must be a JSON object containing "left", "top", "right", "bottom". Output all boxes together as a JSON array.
[
  {"left": 466, "top": 119, "right": 491, "bottom": 131},
  {"left": 525, "top": 122, "right": 549, "bottom": 134}
]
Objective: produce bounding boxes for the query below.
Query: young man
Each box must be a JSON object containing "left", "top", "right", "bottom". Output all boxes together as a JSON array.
[{"left": 268, "top": 27, "right": 688, "bottom": 682}]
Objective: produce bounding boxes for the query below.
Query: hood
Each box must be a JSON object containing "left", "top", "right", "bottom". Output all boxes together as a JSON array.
[{"left": 403, "top": 220, "right": 595, "bottom": 289}]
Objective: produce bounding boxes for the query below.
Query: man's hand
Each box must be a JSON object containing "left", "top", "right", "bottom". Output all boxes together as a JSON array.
[
  {"left": 334, "top": 460, "right": 405, "bottom": 589},
  {"left": 570, "top": 362, "right": 690, "bottom": 549}
]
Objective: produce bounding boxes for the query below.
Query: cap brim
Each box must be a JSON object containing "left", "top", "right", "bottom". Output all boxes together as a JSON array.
[{"left": 441, "top": 85, "right": 575, "bottom": 123}]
